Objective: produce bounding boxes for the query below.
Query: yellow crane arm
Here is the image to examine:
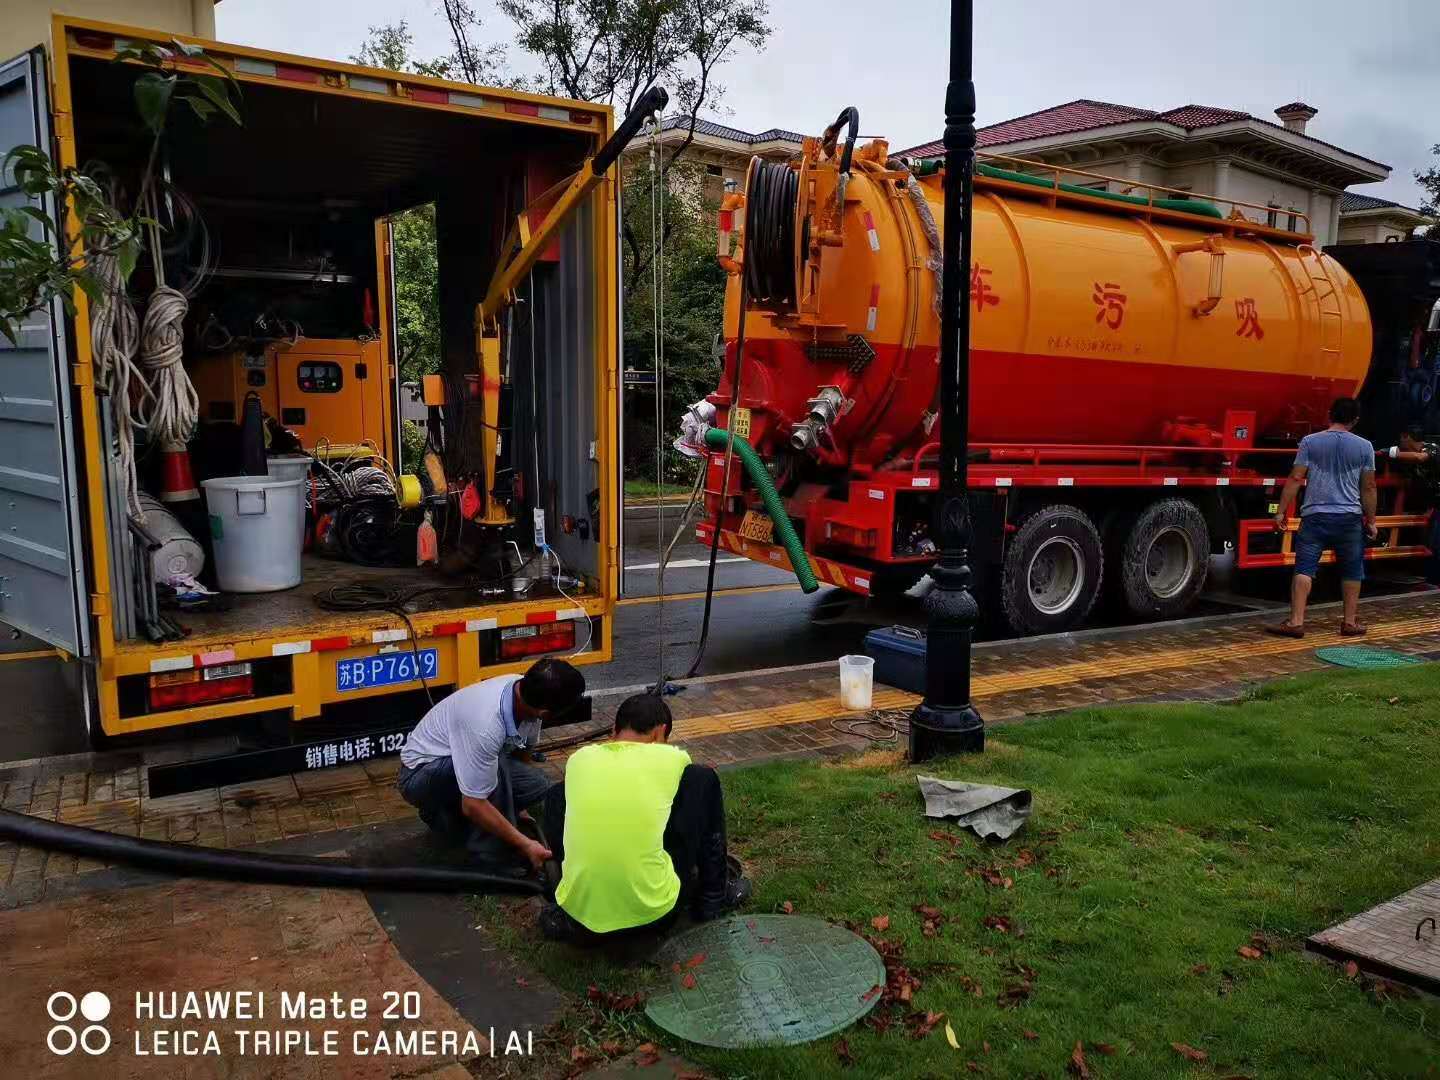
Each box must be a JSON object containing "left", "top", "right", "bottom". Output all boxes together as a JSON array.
[{"left": 471, "top": 86, "right": 668, "bottom": 527}]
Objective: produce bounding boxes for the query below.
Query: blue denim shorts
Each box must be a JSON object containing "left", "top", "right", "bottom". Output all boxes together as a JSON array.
[{"left": 1295, "top": 512, "right": 1364, "bottom": 581}]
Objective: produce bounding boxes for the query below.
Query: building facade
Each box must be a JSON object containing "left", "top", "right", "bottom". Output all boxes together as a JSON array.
[
  {"left": 1335, "top": 193, "right": 1433, "bottom": 245},
  {"left": 898, "top": 100, "right": 1418, "bottom": 248},
  {"left": 623, "top": 116, "right": 802, "bottom": 199},
  {"left": 4, "top": 2, "right": 219, "bottom": 60}
]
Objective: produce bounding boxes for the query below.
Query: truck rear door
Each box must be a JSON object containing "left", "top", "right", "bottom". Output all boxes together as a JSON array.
[{"left": 0, "top": 47, "right": 91, "bottom": 656}]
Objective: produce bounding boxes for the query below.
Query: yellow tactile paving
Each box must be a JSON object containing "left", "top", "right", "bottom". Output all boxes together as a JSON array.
[{"left": 673, "top": 614, "right": 1440, "bottom": 742}]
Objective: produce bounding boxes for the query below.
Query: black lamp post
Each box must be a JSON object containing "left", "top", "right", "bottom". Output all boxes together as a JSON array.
[{"left": 908, "top": 0, "right": 984, "bottom": 761}]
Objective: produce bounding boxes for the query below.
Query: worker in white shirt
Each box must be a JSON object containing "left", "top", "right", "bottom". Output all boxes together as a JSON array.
[{"left": 396, "top": 659, "right": 585, "bottom": 874}]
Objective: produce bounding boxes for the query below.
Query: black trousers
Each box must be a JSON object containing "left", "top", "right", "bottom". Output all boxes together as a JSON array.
[{"left": 542, "top": 763, "right": 727, "bottom": 941}]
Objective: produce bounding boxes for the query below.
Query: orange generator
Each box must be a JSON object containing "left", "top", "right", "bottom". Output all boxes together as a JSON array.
[{"left": 695, "top": 111, "right": 1433, "bottom": 634}]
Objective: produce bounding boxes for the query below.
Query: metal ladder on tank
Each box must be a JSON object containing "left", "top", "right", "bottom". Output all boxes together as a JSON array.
[{"left": 1296, "top": 243, "right": 1345, "bottom": 370}]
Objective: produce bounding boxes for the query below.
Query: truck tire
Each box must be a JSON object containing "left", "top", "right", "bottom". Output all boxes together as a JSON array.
[
  {"left": 1118, "top": 498, "right": 1209, "bottom": 619},
  {"left": 1001, "top": 504, "right": 1104, "bottom": 635}
]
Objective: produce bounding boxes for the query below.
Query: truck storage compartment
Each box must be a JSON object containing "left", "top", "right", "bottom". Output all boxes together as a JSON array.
[{"left": 66, "top": 48, "right": 607, "bottom": 650}]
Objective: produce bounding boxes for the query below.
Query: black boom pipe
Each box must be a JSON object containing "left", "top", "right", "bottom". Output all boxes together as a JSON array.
[
  {"left": 823, "top": 106, "right": 861, "bottom": 176},
  {"left": 0, "top": 808, "right": 543, "bottom": 894},
  {"left": 592, "top": 85, "right": 670, "bottom": 176}
]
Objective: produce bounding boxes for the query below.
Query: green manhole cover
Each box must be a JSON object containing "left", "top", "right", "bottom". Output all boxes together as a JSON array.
[
  {"left": 1314, "top": 646, "right": 1423, "bottom": 670},
  {"left": 645, "top": 915, "right": 885, "bottom": 1047}
]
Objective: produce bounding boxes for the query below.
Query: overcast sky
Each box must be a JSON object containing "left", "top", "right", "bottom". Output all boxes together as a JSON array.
[{"left": 218, "top": 0, "right": 1438, "bottom": 207}]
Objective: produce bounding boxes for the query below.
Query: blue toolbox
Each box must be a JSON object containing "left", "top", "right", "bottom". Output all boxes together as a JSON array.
[{"left": 863, "top": 625, "right": 927, "bottom": 694}]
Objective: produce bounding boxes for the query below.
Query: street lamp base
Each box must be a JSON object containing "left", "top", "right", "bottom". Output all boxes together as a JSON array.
[{"left": 908, "top": 701, "right": 984, "bottom": 761}]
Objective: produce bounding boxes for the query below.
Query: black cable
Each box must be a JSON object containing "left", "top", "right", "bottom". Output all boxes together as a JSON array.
[{"left": 0, "top": 808, "right": 541, "bottom": 894}]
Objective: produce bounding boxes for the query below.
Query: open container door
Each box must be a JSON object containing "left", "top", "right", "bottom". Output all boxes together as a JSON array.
[{"left": 0, "top": 48, "right": 90, "bottom": 656}]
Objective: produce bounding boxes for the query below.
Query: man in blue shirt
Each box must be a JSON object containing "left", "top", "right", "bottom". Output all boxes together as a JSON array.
[{"left": 1269, "top": 397, "right": 1378, "bottom": 638}]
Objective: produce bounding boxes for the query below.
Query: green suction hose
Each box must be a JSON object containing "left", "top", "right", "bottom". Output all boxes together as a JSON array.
[{"left": 703, "top": 427, "right": 819, "bottom": 593}]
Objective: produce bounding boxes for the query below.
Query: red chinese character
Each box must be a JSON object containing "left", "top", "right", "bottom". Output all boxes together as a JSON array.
[
  {"left": 1235, "top": 298, "right": 1264, "bottom": 339},
  {"left": 1092, "top": 282, "right": 1126, "bottom": 329},
  {"left": 970, "top": 263, "right": 1001, "bottom": 313}
]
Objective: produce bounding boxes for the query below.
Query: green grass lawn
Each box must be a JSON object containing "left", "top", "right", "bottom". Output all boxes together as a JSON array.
[
  {"left": 481, "top": 665, "right": 1440, "bottom": 1079},
  {"left": 623, "top": 479, "right": 693, "bottom": 500}
]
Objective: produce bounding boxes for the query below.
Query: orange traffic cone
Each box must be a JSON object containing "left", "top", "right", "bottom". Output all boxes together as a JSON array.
[{"left": 157, "top": 440, "right": 199, "bottom": 503}]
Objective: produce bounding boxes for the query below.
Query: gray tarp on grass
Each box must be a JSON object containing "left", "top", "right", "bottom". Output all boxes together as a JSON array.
[{"left": 917, "top": 775, "right": 1032, "bottom": 840}]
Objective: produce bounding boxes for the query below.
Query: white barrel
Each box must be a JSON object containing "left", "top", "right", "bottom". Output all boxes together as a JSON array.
[
  {"left": 839, "top": 654, "right": 875, "bottom": 710},
  {"left": 138, "top": 494, "right": 205, "bottom": 582},
  {"left": 266, "top": 454, "right": 312, "bottom": 484},
  {"left": 202, "top": 476, "right": 306, "bottom": 592}
]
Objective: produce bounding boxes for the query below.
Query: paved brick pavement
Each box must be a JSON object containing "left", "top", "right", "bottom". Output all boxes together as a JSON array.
[
  {"left": 2, "top": 591, "right": 1438, "bottom": 901},
  {"left": 0, "top": 875, "right": 490, "bottom": 1078}
]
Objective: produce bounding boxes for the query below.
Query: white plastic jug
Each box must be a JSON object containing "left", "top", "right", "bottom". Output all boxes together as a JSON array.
[
  {"left": 839, "top": 654, "right": 875, "bottom": 710},
  {"left": 202, "top": 476, "right": 306, "bottom": 592}
]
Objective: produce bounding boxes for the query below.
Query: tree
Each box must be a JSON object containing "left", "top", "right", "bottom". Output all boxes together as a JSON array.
[{"left": 1417, "top": 143, "right": 1440, "bottom": 239}]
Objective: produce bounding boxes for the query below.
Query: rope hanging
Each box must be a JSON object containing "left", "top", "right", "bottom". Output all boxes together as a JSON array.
[{"left": 649, "top": 110, "right": 669, "bottom": 692}]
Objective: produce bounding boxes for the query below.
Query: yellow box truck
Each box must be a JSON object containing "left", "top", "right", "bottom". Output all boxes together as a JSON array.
[{"left": 1, "top": 16, "right": 627, "bottom": 740}]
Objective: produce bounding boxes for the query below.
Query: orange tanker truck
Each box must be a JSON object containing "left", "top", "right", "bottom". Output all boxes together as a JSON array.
[{"left": 685, "top": 110, "right": 1437, "bottom": 635}]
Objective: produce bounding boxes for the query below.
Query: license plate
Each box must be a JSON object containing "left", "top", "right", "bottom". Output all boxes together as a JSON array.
[
  {"left": 337, "top": 649, "right": 438, "bottom": 692},
  {"left": 738, "top": 510, "right": 775, "bottom": 543}
]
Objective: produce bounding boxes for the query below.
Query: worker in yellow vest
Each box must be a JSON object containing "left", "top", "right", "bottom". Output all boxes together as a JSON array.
[{"left": 537, "top": 694, "right": 751, "bottom": 942}]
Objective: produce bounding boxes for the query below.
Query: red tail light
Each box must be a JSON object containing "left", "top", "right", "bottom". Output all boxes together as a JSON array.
[
  {"left": 499, "top": 622, "right": 576, "bottom": 660},
  {"left": 148, "top": 663, "right": 254, "bottom": 711}
]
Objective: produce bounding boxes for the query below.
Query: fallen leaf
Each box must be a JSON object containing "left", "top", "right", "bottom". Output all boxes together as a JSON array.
[
  {"left": 684, "top": 952, "right": 708, "bottom": 970},
  {"left": 860, "top": 983, "right": 882, "bottom": 1004},
  {"left": 982, "top": 914, "right": 1012, "bottom": 934},
  {"left": 1091, "top": 1042, "right": 1117, "bottom": 1056},
  {"left": 1345, "top": 960, "right": 1359, "bottom": 979},
  {"left": 945, "top": 1022, "right": 961, "bottom": 1050},
  {"left": 681, "top": 972, "right": 697, "bottom": 990},
  {"left": 983, "top": 1040, "right": 991, "bottom": 1054},
  {"left": 929, "top": 829, "right": 962, "bottom": 848},
  {"left": 1172, "top": 1042, "right": 1208, "bottom": 1063},
  {"left": 1015, "top": 848, "right": 1036, "bottom": 868},
  {"left": 871, "top": 915, "right": 891, "bottom": 932},
  {"left": 1236, "top": 945, "right": 1264, "bottom": 961},
  {"left": 586, "top": 985, "right": 646, "bottom": 1012},
  {"left": 1189, "top": 963, "right": 1210, "bottom": 976},
  {"left": 514, "top": 976, "right": 528, "bottom": 988},
  {"left": 781, "top": 901, "right": 795, "bottom": 914},
  {"left": 635, "top": 1042, "right": 661, "bottom": 1068},
  {"left": 1388, "top": 696, "right": 1400, "bottom": 705},
  {"left": 599, "top": 1040, "right": 623, "bottom": 1056},
  {"left": 1023, "top": 1029, "right": 1039, "bottom": 1041},
  {"left": 1067, "top": 1040, "right": 1090, "bottom": 1079},
  {"left": 909, "top": 1011, "right": 945, "bottom": 1039},
  {"left": 570, "top": 1045, "right": 596, "bottom": 1067},
  {"left": 835, "top": 1037, "right": 854, "bottom": 1067},
  {"left": 914, "top": 904, "right": 945, "bottom": 921},
  {"left": 967, "top": 1062, "right": 981, "bottom": 1073}
]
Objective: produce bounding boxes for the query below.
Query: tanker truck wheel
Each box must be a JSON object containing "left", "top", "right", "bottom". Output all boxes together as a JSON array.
[
  {"left": 1118, "top": 498, "right": 1209, "bottom": 620},
  {"left": 1001, "top": 504, "right": 1104, "bottom": 636}
]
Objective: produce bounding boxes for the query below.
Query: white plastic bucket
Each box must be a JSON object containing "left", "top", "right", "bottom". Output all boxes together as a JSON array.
[
  {"left": 202, "top": 476, "right": 305, "bottom": 593},
  {"left": 266, "top": 454, "right": 312, "bottom": 484},
  {"left": 839, "top": 654, "right": 875, "bottom": 710}
]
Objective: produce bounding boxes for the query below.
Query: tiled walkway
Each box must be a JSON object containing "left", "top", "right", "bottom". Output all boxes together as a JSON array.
[{"left": 4, "top": 591, "right": 1439, "bottom": 903}]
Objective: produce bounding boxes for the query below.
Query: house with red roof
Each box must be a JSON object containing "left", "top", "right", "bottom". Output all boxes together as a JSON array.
[{"left": 897, "top": 99, "right": 1419, "bottom": 246}]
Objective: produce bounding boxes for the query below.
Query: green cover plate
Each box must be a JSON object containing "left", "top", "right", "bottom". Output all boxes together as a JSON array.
[
  {"left": 645, "top": 915, "right": 885, "bottom": 1048},
  {"left": 1314, "top": 646, "right": 1423, "bottom": 670}
]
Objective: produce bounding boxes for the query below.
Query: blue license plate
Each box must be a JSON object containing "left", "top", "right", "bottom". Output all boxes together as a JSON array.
[{"left": 336, "top": 649, "right": 438, "bottom": 692}]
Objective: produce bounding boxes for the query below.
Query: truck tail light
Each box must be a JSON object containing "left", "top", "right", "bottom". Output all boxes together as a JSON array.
[
  {"left": 499, "top": 622, "right": 575, "bottom": 660},
  {"left": 148, "top": 662, "right": 255, "bottom": 711}
]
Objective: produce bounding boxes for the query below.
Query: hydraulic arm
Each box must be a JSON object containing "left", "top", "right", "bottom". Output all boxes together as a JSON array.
[{"left": 472, "top": 85, "right": 668, "bottom": 526}]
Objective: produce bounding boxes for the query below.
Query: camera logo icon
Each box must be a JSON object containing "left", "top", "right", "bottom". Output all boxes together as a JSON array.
[{"left": 46, "top": 990, "right": 111, "bottom": 1056}]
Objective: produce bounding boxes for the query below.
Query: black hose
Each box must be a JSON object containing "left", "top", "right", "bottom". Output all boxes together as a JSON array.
[
  {"left": 823, "top": 106, "right": 861, "bottom": 177},
  {"left": 686, "top": 255, "right": 753, "bottom": 679},
  {"left": 0, "top": 808, "right": 542, "bottom": 894},
  {"left": 742, "top": 159, "right": 800, "bottom": 311}
]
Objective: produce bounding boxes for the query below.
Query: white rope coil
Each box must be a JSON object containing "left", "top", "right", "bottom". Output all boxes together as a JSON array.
[{"left": 138, "top": 284, "right": 199, "bottom": 447}]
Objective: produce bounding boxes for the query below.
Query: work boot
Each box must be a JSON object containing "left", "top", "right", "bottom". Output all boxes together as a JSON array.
[{"left": 693, "top": 835, "right": 751, "bottom": 921}]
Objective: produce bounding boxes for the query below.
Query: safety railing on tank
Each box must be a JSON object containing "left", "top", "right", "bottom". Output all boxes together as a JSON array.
[{"left": 971, "top": 152, "right": 1313, "bottom": 238}]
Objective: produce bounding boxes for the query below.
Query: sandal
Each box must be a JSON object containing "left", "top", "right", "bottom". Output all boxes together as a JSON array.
[
  {"left": 1340, "top": 622, "right": 1367, "bottom": 637},
  {"left": 1265, "top": 623, "right": 1305, "bottom": 639}
]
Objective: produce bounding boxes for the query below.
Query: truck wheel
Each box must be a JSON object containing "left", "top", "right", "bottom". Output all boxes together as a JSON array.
[
  {"left": 1118, "top": 498, "right": 1209, "bottom": 619},
  {"left": 1001, "top": 504, "right": 1103, "bottom": 635}
]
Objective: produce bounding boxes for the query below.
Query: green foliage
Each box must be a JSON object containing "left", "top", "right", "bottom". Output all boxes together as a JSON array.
[
  {"left": 390, "top": 204, "right": 441, "bottom": 383},
  {"left": 481, "top": 663, "right": 1440, "bottom": 1078},
  {"left": 1416, "top": 142, "right": 1440, "bottom": 239},
  {"left": 621, "top": 159, "right": 724, "bottom": 479},
  {"left": 0, "top": 40, "right": 241, "bottom": 344}
]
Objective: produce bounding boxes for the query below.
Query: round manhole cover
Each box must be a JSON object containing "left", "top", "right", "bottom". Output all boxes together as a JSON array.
[
  {"left": 645, "top": 915, "right": 885, "bottom": 1048},
  {"left": 1314, "top": 646, "right": 1423, "bottom": 670}
]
